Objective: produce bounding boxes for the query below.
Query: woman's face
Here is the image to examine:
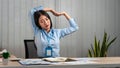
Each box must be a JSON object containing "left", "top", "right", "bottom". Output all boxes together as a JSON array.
[{"left": 39, "top": 15, "right": 51, "bottom": 32}]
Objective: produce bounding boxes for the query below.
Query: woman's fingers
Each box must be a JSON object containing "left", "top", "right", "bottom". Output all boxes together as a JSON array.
[{"left": 51, "top": 10, "right": 62, "bottom": 16}]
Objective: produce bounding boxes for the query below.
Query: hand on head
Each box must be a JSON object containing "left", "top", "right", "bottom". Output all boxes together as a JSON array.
[{"left": 44, "top": 8, "right": 71, "bottom": 20}]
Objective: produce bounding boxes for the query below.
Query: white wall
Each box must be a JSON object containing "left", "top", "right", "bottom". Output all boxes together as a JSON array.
[{"left": 0, "top": 0, "right": 120, "bottom": 58}]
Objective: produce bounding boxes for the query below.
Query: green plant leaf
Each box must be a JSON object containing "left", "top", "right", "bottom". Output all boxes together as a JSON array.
[
  {"left": 100, "top": 32, "right": 107, "bottom": 57},
  {"left": 107, "top": 37, "right": 117, "bottom": 50},
  {"left": 97, "top": 40, "right": 100, "bottom": 57},
  {"left": 90, "top": 44, "right": 94, "bottom": 57},
  {"left": 88, "top": 49, "right": 92, "bottom": 57},
  {"left": 94, "top": 36, "right": 98, "bottom": 57}
]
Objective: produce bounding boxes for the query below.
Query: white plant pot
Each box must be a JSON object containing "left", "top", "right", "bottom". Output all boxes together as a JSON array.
[{"left": 2, "top": 58, "right": 9, "bottom": 65}]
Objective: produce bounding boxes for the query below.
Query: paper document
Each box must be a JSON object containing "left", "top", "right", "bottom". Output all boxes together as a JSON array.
[{"left": 19, "top": 59, "right": 51, "bottom": 65}]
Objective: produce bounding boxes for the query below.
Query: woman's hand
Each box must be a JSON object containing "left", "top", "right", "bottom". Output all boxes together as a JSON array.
[
  {"left": 44, "top": 8, "right": 71, "bottom": 20},
  {"left": 61, "top": 12, "right": 71, "bottom": 20},
  {"left": 44, "top": 8, "right": 62, "bottom": 16},
  {"left": 44, "top": 8, "right": 60, "bottom": 16},
  {"left": 51, "top": 10, "right": 63, "bottom": 16}
]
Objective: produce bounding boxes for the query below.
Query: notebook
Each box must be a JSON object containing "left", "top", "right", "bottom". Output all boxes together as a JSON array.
[{"left": 42, "top": 57, "right": 77, "bottom": 62}]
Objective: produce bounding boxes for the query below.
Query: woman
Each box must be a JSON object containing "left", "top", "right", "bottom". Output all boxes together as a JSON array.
[{"left": 30, "top": 6, "right": 79, "bottom": 58}]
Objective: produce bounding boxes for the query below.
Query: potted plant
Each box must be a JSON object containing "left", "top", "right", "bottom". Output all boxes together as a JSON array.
[
  {"left": 2, "top": 49, "right": 10, "bottom": 65},
  {"left": 88, "top": 32, "right": 117, "bottom": 57}
]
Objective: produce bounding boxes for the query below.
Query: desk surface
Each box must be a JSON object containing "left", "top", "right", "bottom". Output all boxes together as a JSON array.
[{"left": 1, "top": 57, "right": 120, "bottom": 68}]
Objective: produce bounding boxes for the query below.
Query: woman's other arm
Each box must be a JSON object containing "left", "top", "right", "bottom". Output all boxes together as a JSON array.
[{"left": 44, "top": 8, "right": 79, "bottom": 38}]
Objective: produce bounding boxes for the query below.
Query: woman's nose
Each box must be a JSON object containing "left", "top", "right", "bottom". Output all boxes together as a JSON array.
[{"left": 44, "top": 20, "right": 48, "bottom": 24}]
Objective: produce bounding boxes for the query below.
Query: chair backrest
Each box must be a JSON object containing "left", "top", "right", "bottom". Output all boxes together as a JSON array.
[{"left": 24, "top": 40, "right": 38, "bottom": 58}]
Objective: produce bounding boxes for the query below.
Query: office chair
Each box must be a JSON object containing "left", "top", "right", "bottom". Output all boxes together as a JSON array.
[{"left": 24, "top": 40, "right": 38, "bottom": 58}]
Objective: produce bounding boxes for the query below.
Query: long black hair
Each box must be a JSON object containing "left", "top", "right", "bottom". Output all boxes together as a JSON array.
[{"left": 34, "top": 10, "right": 52, "bottom": 29}]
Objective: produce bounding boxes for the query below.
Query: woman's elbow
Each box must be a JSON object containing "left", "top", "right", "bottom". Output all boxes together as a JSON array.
[
  {"left": 76, "top": 26, "right": 79, "bottom": 30},
  {"left": 74, "top": 26, "right": 79, "bottom": 31}
]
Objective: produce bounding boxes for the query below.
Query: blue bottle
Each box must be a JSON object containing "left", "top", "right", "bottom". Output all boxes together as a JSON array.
[{"left": 45, "top": 46, "right": 53, "bottom": 57}]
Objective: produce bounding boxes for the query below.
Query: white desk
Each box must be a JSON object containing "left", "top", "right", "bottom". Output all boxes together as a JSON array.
[{"left": 1, "top": 57, "right": 120, "bottom": 68}]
